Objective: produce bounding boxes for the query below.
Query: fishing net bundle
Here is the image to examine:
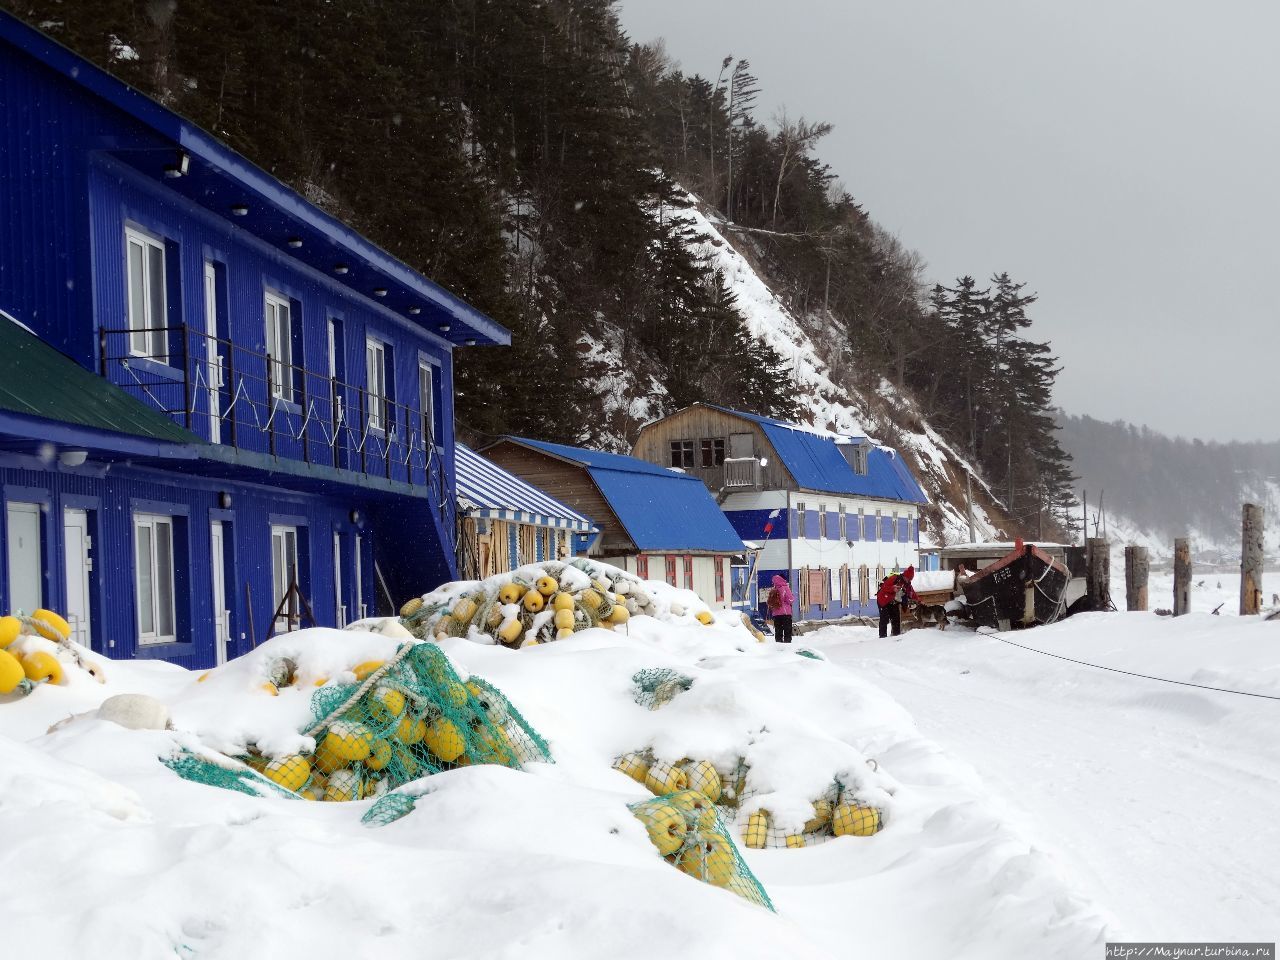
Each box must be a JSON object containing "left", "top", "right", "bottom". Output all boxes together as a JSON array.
[
  {"left": 615, "top": 750, "right": 885, "bottom": 851},
  {"left": 631, "top": 668, "right": 694, "bottom": 710},
  {"left": 398, "top": 558, "right": 718, "bottom": 648},
  {"left": 629, "top": 791, "right": 774, "bottom": 911},
  {"left": 166, "top": 642, "right": 552, "bottom": 805}
]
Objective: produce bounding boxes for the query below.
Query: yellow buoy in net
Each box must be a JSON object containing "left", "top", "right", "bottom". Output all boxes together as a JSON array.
[
  {"left": 634, "top": 801, "right": 688, "bottom": 856},
  {"left": 322, "top": 721, "right": 374, "bottom": 762},
  {"left": 352, "top": 660, "right": 385, "bottom": 682},
  {"left": 579, "top": 589, "right": 603, "bottom": 612},
  {"left": 522, "top": 590, "right": 545, "bottom": 613},
  {"left": 442, "top": 679, "right": 469, "bottom": 708},
  {"left": 743, "top": 809, "right": 770, "bottom": 849},
  {"left": 553, "top": 609, "right": 575, "bottom": 631},
  {"left": 0, "top": 615, "right": 21, "bottom": 649},
  {"left": 399, "top": 596, "right": 424, "bottom": 618},
  {"left": 804, "top": 798, "right": 834, "bottom": 833},
  {"left": 643, "top": 759, "right": 688, "bottom": 796},
  {"left": 324, "top": 769, "right": 359, "bottom": 802},
  {"left": 0, "top": 648, "right": 26, "bottom": 694},
  {"left": 395, "top": 715, "right": 427, "bottom": 745},
  {"left": 423, "top": 718, "right": 465, "bottom": 763},
  {"left": 21, "top": 651, "right": 64, "bottom": 686},
  {"left": 535, "top": 575, "right": 559, "bottom": 597},
  {"left": 497, "top": 619, "right": 523, "bottom": 644},
  {"left": 498, "top": 582, "right": 523, "bottom": 605},
  {"left": 31, "top": 609, "right": 71, "bottom": 642},
  {"left": 365, "top": 738, "right": 394, "bottom": 772},
  {"left": 612, "top": 752, "right": 650, "bottom": 785},
  {"left": 451, "top": 597, "right": 478, "bottom": 626},
  {"left": 263, "top": 755, "right": 311, "bottom": 792},
  {"left": 681, "top": 760, "right": 722, "bottom": 802},
  {"left": 552, "top": 592, "right": 575, "bottom": 612},
  {"left": 695, "top": 610, "right": 713, "bottom": 626},
  {"left": 606, "top": 605, "right": 629, "bottom": 625},
  {"left": 370, "top": 686, "right": 407, "bottom": 723},
  {"left": 832, "top": 802, "right": 883, "bottom": 837},
  {"left": 555, "top": 629, "right": 574, "bottom": 641},
  {"left": 785, "top": 833, "right": 806, "bottom": 849}
]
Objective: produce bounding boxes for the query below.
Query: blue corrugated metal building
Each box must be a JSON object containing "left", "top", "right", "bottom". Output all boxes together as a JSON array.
[
  {"left": 0, "top": 13, "right": 509, "bottom": 667},
  {"left": 632, "top": 404, "right": 930, "bottom": 621},
  {"left": 481, "top": 437, "right": 748, "bottom": 609},
  {"left": 454, "top": 443, "right": 594, "bottom": 579}
]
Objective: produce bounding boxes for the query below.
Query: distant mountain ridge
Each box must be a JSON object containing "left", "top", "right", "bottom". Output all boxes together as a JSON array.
[{"left": 1057, "top": 413, "right": 1280, "bottom": 559}]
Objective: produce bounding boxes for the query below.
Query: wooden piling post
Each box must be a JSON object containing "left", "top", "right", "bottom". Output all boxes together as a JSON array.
[
  {"left": 1124, "top": 545, "right": 1149, "bottom": 612},
  {"left": 1173, "top": 538, "right": 1191, "bottom": 617},
  {"left": 1240, "top": 503, "right": 1264, "bottom": 615},
  {"left": 1086, "top": 538, "right": 1110, "bottom": 610}
]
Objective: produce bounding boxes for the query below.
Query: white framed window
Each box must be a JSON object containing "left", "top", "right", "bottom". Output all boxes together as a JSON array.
[
  {"left": 365, "top": 336, "right": 387, "bottom": 431},
  {"left": 6, "top": 501, "right": 44, "bottom": 613},
  {"left": 418, "top": 359, "right": 435, "bottom": 449},
  {"left": 264, "top": 291, "right": 293, "bottom": 400},
  {"left": 271, "top": 524, "right": 299, "bottom": 628},
  {"left": 134, "top": 513, "right": 176, "bottom": 644},
  {"left": 125, "top": 226, "right": 168, "bottom": 360},
  {"left": 796, "top": 502, "right": 806, "bottom": 540}
]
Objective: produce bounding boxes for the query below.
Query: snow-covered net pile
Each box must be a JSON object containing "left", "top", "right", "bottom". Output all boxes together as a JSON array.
[
  {"left": 399, "top": 557, "right": 734, "bottom": 648},
  {"left": 630, "top": 789, "right": 773, "bottom": 910},
  {"left": 165, "top": 633, "right": 550, "bottom": 804}
]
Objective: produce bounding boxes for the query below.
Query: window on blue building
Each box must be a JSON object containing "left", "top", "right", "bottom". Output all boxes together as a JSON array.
[
  {"left": 366, "top": 337, "right": 387, "bottom": 430},
  {"left": 271, "top": 524, "right": 301, "bottom": 629},
  {"left": 125, "top": 226, "right": 169, "bottom": 361},
  {"left": 134, "top": 513, "right": 176, "bottom": 644},
  {"left": 265, "top": 291, "right": 293, "bottom": 400},
  {"left": 418, "top": 359, "right": 434, "bottom": 448}
]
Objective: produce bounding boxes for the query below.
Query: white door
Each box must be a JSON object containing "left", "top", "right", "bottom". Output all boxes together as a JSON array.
[
  {"left": 63, "top": 508, "right": 92, "bottom": 647},
  {"left": 270, "top": 525, "right": 299, "bottom": 631},
  {"left": 354, "top": 533, "right": 365, "bottom": 619},
  {"left": 6, "top": 501, "right": 43, "bottom": 613},
  {"left": 332, "top": 531, "right": 346, "bottom": 627},
  {"left": 203, "top": 261, "right": 222, "bottom": 443},
  {"left": 210, "top": 521, "right": 230, "bottom": 664}
]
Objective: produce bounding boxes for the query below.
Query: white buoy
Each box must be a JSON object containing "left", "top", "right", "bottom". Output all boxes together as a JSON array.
[{"left": 98, "top": 693, "right": 170, "bottom": 731}]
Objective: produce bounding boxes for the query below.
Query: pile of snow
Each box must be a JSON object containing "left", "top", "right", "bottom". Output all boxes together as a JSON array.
[{"left": 5, "top": 598, "right": 1131, "bottom": 956}]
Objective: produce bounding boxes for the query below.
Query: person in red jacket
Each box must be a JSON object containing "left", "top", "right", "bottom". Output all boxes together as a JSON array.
[
  {"left": 876, "top": 566, "right": 918, "bottom": 639},
  {"left": 766, "top": 574, "right": 795, "bottom": 644}
]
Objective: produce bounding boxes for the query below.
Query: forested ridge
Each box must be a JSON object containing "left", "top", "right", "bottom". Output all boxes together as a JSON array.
[
  {"left": 6, "top": 0, "right": 1077, "bottom": 539},
  {"left": 1058, "top": 414, "right": 1280, "bottom": 549}
]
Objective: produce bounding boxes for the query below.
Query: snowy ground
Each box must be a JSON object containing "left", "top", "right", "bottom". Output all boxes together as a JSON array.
[
  {"left": 1108, "top": 567, "right": 1278, "bottom": 615},
  {"left": 3, "top": 599, "right": 1275, "bottom": 957},
  {"left": 811, "top": 613, "right": 1280, "bottom": 945}
]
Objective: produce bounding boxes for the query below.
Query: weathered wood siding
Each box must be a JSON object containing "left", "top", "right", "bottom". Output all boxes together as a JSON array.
[
  {"left": 632, "top": 405, "right": 794, "bottom": 492},
  {"left": 481, "top": 442, "right": 633, "bottom": 555}
]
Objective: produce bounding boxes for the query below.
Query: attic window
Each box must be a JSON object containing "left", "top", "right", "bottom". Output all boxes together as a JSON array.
[{"left": 851, "top": 444, "right": 868, "bottom": 475}]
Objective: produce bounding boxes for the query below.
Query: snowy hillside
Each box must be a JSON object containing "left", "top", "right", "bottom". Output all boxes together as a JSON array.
[{"left": 588, "top": 190, "right": 1008, "bottom": 545}]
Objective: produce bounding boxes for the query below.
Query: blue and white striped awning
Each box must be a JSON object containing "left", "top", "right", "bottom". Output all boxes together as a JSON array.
[{"left": 456, "top": 442, "right": 595, "bottom": 532}]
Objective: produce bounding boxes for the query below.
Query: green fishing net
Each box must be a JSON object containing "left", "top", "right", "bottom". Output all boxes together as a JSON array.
[
  {"left": 632, "top": 668, "right": 694, "bottom": 710},
  {"left": 164, "top": 642, "right": 552, "bottom": 803},
  {"left": 629, "top": 791, "right": 774, "bottom": 911}
]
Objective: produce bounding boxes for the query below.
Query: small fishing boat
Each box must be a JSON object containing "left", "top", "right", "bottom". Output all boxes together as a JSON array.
[{"left": 959, "top": 540, "right": 1072, "bottom": 630}]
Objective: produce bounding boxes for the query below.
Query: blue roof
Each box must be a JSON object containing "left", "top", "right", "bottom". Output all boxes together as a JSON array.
[
  {"left": 705, "top": 405, "right": 928, "bottom": 503},
  {"left": 0, "top": 12, "right": 509, "bottom": 348},
  {"left": 455, "top": 444, "right": 594, "bottom": 532},
  {"left": 506, "top": 438, "right": 747, "bottom": 553}
]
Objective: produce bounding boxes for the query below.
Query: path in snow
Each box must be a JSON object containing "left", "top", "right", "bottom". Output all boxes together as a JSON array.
[{"left": 808, "top": 614, "right": 1280, "bottom": 944}]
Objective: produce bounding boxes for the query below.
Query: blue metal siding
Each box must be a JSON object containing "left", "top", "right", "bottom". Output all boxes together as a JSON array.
[
  {"left": 0, "top": 455, "right": 419, "bottom": 669},
  {"left": 880, "top": 516, "right": 895, "bottom": 541},
  {"left": 724, "top": 508, "right": 787, "bottom": 542},
  {"left": 804, "top": 510, "right": 820, "bottom": 540}
]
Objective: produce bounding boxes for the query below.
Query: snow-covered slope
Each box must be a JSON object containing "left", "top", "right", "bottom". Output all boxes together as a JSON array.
[{"left": 658, "top": 193, "right": 1004, "bottom": 545}]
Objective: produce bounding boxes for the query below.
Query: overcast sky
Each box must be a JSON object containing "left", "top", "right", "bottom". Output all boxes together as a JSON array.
[{"left": 618, "top": 0, "right": 1280, "bottom": 443}]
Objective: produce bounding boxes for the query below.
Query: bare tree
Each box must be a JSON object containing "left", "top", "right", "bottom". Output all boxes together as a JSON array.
[{"left": 771, "top": 109, "right": 832, "bottom": 228}]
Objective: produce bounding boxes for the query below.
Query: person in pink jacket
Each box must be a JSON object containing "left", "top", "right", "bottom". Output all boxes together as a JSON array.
[{"left": 766, "top": 574, "right": 795, "bottom": 644}]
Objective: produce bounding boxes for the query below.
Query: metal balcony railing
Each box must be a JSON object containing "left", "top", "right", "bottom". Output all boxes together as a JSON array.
[{"left": 99, "top": 325, "right": 454, "bottom": 543}]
